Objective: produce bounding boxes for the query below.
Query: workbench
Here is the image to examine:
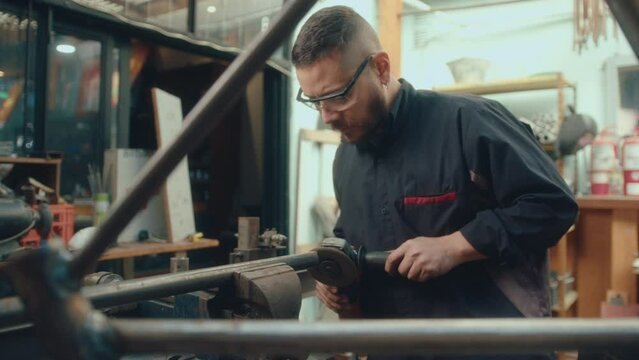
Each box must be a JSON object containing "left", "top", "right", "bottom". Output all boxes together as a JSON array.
[
  {"left": 575, "top": 195, "right": 639, "bottom": 317},
  {"left": 97, "top": 238, "right": 220, "bottom": 278}
]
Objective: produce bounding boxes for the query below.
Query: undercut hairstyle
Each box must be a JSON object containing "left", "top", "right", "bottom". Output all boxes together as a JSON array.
[{"left": 291, "top": 6, "right": 378, "bottom": 66}]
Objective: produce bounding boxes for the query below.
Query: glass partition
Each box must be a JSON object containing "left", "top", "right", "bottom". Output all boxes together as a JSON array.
[
  {"left": 46, "top": 33, "right": 102, "bottom": 200},
  {"left": 0, "top": 9, "right": 37, "bottom": 156}
]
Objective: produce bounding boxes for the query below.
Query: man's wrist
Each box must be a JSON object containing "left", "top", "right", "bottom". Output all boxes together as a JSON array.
[{"left": 446, "top": 231, "right": 487, "bottom": 264}]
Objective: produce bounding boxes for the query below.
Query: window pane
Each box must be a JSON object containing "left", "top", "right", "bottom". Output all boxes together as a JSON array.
[
  {"left": 46, "top": 33, "right": 102, "bottom": 200},
  {"left": 124, "top": 0, "right": 189, "bottom": 33},
  {"left": 195, "top": 0, "right": 284, "bottom": 51},
  {"left": 0, "top": 9, "right": 37, "bottom": 156}
]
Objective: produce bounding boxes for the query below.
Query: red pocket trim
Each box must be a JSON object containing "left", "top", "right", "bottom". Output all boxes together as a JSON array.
[{"left": 403, "top": 192, "right": 457, "bottom": 205}]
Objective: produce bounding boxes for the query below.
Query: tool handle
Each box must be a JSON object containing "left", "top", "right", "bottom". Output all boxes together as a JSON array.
[{"left": 364, "top": 251, "right": 389, "bottom": 270}]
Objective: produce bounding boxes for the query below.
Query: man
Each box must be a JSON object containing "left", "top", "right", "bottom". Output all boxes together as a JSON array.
[{"left": 292, "top": 6, "right": 578, "bottom": 359}]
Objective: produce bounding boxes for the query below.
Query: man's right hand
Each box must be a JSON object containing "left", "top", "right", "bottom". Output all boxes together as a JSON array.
[{"left": 315, "top": 281, "right": 360, "bottom": 317}]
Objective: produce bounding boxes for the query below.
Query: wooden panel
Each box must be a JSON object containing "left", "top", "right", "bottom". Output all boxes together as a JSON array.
[
  {"left": 577, "top": 209, "right": 612, "bottom": 317},
  {"left": 378, "top": 0, "right": 402, "bottom": 77},
  {"left": 610, "top": 209, "right": 639, "bottom": 303},
  {"left": 98, "top": 238, "right": 219, "bottom": 261}
]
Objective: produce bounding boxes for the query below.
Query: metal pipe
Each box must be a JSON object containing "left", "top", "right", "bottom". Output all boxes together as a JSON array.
[
  {"left": 68, "top": 0, "right": 318, "bottom": 279},
  {"left": 0, "top": 252, "right": 319, "bottom": 328},
  {"left": 112, "top": 318, "right": 639, "bottom": 355},
  {"left": 84, "top": 252, "right": 319, "bottom": 308}
]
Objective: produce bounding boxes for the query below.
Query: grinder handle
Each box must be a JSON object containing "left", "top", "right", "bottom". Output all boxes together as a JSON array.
[{"left": 363, "top": 251, "right": 389, "bottom": 271}]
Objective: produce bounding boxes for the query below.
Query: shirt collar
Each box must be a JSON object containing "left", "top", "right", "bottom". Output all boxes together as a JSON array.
[{"left": 389, "top": 79, "right": 410, "bottom": 123}]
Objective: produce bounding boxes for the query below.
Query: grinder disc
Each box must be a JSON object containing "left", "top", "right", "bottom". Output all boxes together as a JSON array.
[{"left": 308, "top": 247, "right": 358, "bottom": 287}]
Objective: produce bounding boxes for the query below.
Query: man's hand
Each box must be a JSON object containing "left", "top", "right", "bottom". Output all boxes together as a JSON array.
[
  {"left": 315, "top": 282, "right": 360, "bottom": 317},
  {"left": 384, "top": 231, "right": 486, "bottom": 282}
]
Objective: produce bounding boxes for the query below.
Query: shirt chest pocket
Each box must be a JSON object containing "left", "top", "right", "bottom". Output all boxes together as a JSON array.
[{"left": 396, "top": 191, "right": 459, "bottom": 237}]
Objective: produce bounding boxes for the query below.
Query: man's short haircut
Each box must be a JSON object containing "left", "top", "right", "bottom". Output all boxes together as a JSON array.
[{"left": 292, "top": 6, "right": 375, "bottom": 67}]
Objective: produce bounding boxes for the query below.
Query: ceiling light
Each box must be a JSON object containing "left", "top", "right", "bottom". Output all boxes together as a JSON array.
[
  {"left": 206, "top": 5, "right": 217, "bottom": 13},
  {"left": 56, "top": 44, "right": 76, "bottom": 54}
]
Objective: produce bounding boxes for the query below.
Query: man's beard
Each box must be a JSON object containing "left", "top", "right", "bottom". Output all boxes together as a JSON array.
[{"left": 351, "top": 92, "right": 388, "bottom": 146}]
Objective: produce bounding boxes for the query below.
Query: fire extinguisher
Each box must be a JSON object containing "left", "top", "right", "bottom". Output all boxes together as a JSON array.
[
  {"left": 622, "top": 129, "right": 639, "bottom": 195},
  {"left": 590, "top": 129, "right": 618, "bottom": 195}
]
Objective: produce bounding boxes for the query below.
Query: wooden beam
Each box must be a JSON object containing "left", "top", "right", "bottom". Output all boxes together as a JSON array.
[{"left": 378, "top": 0, "right": 403, "bottom": 77}]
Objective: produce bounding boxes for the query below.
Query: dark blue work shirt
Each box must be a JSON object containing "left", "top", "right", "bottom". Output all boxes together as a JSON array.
[{"left": 333, "top": 80, "right": 578, "bottom": 321}]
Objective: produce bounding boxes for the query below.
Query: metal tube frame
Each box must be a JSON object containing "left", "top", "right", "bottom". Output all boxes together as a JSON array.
[
  {"left": 112, "top": 318, "right": 639, "bottom": 356},
  {"left": 2, "top": 0, "right": 639, "bottom": 358}
]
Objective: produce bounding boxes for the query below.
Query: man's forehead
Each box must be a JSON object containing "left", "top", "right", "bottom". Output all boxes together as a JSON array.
[{"left": 296, "top": 55, "right": 352, "bottom": 98}]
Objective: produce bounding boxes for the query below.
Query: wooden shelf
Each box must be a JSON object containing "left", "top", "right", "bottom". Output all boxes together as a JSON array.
[
  {"left": 553, "top": 290, "right": 579, "bottom": 313},
  {"left": 0, "top": 156, "right": 62, "bottom": 165},
  {"left": 98, "top": 238, "right": 220, "bottom": 261},
  {"left": 432, "top": 74, "right": 575, "bottom": 96}
]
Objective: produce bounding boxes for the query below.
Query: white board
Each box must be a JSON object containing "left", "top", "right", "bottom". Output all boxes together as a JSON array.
[
  {"left": 104, "top": 148, "right": 167, "bottom": 243},
  {"left": 151, "top": 88, "right": 196, "bottom": 242}
]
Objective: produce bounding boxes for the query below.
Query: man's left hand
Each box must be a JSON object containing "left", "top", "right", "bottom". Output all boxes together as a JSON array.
[{"left": 384, "top": 231, "right": 486, "bottom": 282}]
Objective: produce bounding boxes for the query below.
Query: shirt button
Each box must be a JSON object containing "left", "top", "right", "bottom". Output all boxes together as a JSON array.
[{"left": 380, "top": 207, "right": 389, "bottom": 215}]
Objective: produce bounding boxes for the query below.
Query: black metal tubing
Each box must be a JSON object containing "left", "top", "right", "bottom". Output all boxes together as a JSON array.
[
  {"left": 263, "top": 68, "right": 290, "bottom": 234},
  {"left": 33, "top": 2, "right": 50, "bottom": 156},
  {"left": 116, "top": 40, "right": 131, "bottom": 148},
  {"left": 111, "top": 318, "right": 639, "bottom": 356},
  {"left": 606, "top": 0, "right": 639, "bottom": 58},
  {"left": 0, "top": 252, "right": 319, "bottom": 328},
  {"left": 68, "top": 0, "right": 318, "bottom": 279},
  {"left": 187, "top": 0, "right": 196, "bottom": 34}
]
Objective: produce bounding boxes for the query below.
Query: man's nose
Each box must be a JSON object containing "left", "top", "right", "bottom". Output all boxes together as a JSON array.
[{"left": 320, "top": 107, "right": 340, "bottom": 125}]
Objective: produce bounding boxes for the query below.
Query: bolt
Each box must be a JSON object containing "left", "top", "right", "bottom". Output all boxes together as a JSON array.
[{"left": 319, "top": 260, "right": 340, "bottom": 278}]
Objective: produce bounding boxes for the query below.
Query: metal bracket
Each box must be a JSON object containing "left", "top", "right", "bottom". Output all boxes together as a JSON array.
[{"left": 233, "top": 263, "right": 301, "bottom": 319}]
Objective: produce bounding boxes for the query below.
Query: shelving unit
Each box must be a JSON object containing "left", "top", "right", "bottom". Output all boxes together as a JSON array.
[
  {"left": 550, "top": 226, "right": 578, "bottom": 317},
  {"left": 433, "top": 73, "right": 577, "bottom": 154},
  {"left": 0, "top": 156, "right": 62, "bottom": 200}
]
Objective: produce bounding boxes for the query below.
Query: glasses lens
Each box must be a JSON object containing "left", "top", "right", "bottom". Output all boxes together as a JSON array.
[{"left": 322, "top": 96, "right": 351, "bottom": 111}]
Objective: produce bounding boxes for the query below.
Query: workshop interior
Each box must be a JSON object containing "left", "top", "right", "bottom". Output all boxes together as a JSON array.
[{"left": 0, "top": 0, "right": 639, "bottom": 359}]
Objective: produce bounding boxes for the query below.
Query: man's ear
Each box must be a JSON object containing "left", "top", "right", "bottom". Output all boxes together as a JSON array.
[{"left": 372, "top": 52, "right": 391, "bottom": 85}]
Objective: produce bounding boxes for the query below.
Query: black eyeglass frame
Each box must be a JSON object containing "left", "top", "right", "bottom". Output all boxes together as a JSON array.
[{"left": 296, "top": 54, "right": 374, "bottom": 109}]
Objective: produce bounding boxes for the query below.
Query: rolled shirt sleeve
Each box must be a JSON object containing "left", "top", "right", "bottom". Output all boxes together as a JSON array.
[{"left": 459, "top": 100, "right": 579, "bottom": 265}]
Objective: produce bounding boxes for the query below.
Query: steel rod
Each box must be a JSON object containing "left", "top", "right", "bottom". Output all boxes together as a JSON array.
[
  {"left": 68, "top": 0, "right": 318, "bottom": 279},
  {"left": 0, "top": 252, "right": 319, "bottom": 328},
  {"left": 112, "top": 318, "right": 639, "bottom": 355},
  {"left": 84, "top": 252, "right": 319, "bottom": 308}
]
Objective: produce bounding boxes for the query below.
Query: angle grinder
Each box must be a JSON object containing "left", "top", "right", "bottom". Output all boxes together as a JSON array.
[{"left": 308, "top": 237, "right": 388, "bottom": 288}]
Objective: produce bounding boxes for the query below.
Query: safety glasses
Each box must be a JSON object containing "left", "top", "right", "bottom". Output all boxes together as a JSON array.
[{"left": 296, "top": 54, "right": 374, "bottom": 111}]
